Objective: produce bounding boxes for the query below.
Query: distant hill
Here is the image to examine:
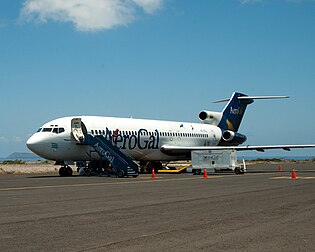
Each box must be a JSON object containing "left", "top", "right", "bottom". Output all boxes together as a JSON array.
[{"left": 6, "top": 152, "right": 41, "bottom": 159}]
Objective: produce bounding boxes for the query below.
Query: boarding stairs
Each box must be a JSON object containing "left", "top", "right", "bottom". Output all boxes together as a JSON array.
[{"left": 84, "top": 134, "right": 139, "bottom": 177}]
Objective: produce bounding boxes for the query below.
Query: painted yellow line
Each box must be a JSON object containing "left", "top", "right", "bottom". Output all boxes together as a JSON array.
[
  {"left": 158, "top": 165, "right": 190, "bottom": 173},
  {"left": 158, "top": 170, "right": 180, "bottom": 173}
]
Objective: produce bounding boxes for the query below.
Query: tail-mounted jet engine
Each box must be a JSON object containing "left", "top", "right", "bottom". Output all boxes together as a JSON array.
[
  {"left": 221, "top": 130, "right": 247, "bottom": 146},
  {"left": 198, "top": 110, "right": 222, "bottom": 126},
  {"left": 199, "top": 110, "right": 247, "bottom": 145}
]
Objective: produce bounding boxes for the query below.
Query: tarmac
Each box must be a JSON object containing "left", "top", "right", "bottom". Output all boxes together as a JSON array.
[{"left": 0, "top": 163, "right": 315, "bottom": 251}]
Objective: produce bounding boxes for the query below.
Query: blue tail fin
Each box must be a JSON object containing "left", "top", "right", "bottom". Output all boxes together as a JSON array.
[{"left": 217, "top": 92, "right": 253, "bottom": 132}]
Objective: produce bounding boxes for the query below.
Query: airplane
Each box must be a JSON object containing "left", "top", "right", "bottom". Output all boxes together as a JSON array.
[{"left": 26, "top": 92, "right": 315, "bottom": 176}]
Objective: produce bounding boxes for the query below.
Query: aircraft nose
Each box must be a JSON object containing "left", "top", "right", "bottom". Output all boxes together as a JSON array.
[{"left": 26, "top": 134, "right": 42, "bottom": 154}]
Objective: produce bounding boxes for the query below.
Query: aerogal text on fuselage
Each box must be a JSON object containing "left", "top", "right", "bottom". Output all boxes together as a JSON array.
[{"left": 101, "top": 127, "right": 160, "bottom": 150}]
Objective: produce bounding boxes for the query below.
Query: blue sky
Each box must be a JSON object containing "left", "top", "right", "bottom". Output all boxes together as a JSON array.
[{"left": 0, "top": 0, "right": 315, "bottom": 158}]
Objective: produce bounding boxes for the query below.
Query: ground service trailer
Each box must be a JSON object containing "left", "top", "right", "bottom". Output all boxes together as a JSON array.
[{"left": 188, "top": 150, "right": 244, "bottom": 175}]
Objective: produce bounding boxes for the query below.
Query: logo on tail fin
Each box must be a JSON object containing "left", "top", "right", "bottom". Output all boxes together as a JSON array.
[
  {"left": 230, "top": 106, "right": 243, "bottom": 115},
  {"left": 226, "top": 119, "right": 235, "bottom": 131}
]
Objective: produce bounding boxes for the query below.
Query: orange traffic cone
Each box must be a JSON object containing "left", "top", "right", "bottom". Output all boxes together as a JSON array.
[
  {"left": 203, "top": 168, "right": 208, "bottom": 179},
  {"left": 291, "top": 168, "right": 297, "bottom": 180},
  {"left": 151, "top": 168, "right": 156, "bottom": 178},
  {"left": 278, "top": 165, "right": 282, "bottom": 172}
]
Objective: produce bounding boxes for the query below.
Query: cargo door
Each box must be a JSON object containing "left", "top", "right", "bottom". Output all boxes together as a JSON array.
[{"left": 71, "top": 118, "right": 85, "bottom": 142}]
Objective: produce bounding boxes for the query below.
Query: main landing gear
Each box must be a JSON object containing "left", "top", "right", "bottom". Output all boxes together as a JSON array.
[
  {"left": 139, "top": 161, "right": 163, "bottom": 174},
  {"left": 59, "top": 165, "right": 73, "bottom": 176}
]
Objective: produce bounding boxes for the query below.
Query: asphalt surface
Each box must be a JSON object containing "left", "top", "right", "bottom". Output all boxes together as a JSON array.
[{"left": 0, "top": 163, "right": 315, "bottom": 251}]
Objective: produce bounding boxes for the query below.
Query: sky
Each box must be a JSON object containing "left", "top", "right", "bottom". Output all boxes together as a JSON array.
[{"left": 0, "top": 0, "right": 315, "bottom": 158}]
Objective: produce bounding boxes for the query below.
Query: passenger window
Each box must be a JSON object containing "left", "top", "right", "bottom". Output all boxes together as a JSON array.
[{"left": 91, "top": 130, "right": 94, "bottom": 135}]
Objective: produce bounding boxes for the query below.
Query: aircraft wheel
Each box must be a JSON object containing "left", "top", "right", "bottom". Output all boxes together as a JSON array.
[
  {"left": 66, "top": 166, "right": 73, "bottom": 176},
  {"left": 85, "top": 168, "right": 91, "bottom": 176},
  {"left": 59, "top": 166, "right": 66, "bottom": 176}
]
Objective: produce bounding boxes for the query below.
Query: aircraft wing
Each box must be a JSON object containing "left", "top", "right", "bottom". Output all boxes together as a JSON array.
[{"left": 161, "top": 144, "right": 315, "bottom": 153}]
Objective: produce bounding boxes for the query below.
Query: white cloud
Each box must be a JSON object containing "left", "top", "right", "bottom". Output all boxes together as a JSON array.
[
  {"left": 132, "top": 0, "right": 162, "bottom": 13},
  {"left": 20, "top": 0, "right": 163, "bottom": 32}
]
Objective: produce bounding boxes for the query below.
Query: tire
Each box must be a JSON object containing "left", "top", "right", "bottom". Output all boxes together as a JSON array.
[
  {"left": 234, "top": 167, "right": 241, "bottom": 175},
  {"left": 59, "top": 166, "right": 66, "bottom": 176},
  {"left": 85, "top": 168, "right": 91, "bottom": 176},
  {"left": 66, "top": 166, "right": 73, "bottom": 176},
  {"left": 117, "top": 170, "right": 125, "bottom": 178},
  {"left": 193, "top": 169, "right": 201, "bottom": 175}
]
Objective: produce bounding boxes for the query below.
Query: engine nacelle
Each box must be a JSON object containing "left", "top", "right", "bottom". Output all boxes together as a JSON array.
[
  {"left": 222, "top": 130, "right": 247, "bottom": 145},
  {"left": 199, "top": 110, "right": 222, "bottom": 125}
]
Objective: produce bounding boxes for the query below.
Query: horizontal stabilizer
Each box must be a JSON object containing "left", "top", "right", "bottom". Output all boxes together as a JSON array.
[
  {"left": 214, "top": 95, "right": 289, "bottom": 103},
  {"left": 238, "top": 95, "right": 289, "bottom": 100}
]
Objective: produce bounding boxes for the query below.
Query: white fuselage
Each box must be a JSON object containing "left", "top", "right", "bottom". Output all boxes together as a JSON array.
[{"left": 27, "top": 116, "right": 222, "bottom": 162}]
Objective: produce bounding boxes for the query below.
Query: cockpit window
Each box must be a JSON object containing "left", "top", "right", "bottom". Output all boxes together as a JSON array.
[
  {"left": 52, "top": 127, "right": 65, "bottom": 134},
  {"left": 37, "top": 128, "right": 42, "bottom": 132},
  {"left": 42, "top": 128, "right": 52, "bottom": 132}
]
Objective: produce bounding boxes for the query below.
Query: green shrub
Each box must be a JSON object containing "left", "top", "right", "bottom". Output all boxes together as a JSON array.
[{"left": 1, "top": 160, "right": 26, "bottom": 164}]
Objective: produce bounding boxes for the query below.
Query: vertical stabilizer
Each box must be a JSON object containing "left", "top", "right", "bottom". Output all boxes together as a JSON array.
[{"left": 217, "top": 92, "right": 253, "bottom": 132}]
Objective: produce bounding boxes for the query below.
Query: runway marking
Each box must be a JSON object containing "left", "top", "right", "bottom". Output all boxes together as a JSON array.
[
  {"left": 271, "top": 176, "right": 315, "bottom": 180},
  {"left": 0, "top": 176, "right": 225, "bottom": 191}
]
